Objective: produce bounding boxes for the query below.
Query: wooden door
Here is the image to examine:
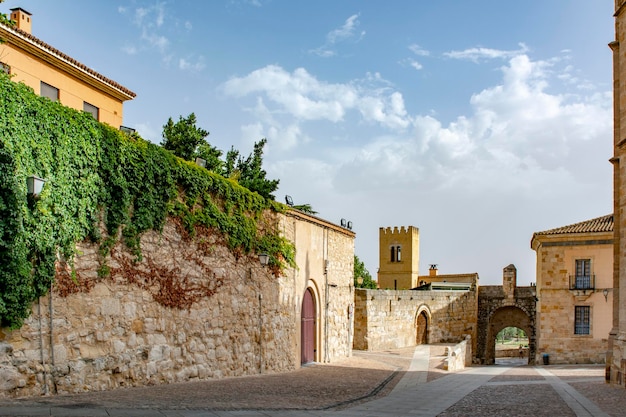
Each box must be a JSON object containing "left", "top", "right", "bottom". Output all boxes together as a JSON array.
[{"left": 301, "top": 289, "right": 315, "bottom": 364}]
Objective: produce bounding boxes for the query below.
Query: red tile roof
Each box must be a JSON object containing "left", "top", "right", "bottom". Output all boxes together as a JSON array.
[
  {"left": 0, "top": 21, "right": 136, "bottom": 99},
  {"left": 533, "top": 214, "right": 613, "bottom": 236}
]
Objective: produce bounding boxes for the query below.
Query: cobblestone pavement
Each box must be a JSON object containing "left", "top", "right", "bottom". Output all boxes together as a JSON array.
[{"left": 1, "top": 347, "right": 625, "bottom": 417}]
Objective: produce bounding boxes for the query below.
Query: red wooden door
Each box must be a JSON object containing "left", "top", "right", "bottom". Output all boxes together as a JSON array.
[{"left": 301, "top": 289, "right": 315, "bottom": 364}]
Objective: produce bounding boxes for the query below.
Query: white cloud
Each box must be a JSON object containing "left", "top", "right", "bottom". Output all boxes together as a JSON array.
[
  {"left": 444, "top": 42, "right": 529, "bottom": 63},
  {"left": 310, "top": 14, "right": 365, "bottom": 57},
  {"left": 222, "top": 65, "right": 410, "bottom": 130},
  {"left": 179, "top": 56, "right": 206, "bottom": 71},
  {"left": 409, "top": 44, "right": 430, "bottom": 57}
]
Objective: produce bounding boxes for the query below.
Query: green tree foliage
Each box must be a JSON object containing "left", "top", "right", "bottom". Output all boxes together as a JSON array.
[
  {"left": 292, "top": 204, "right": 317, "bottom": 214},
  {"left": 0, "top": 0, "right": 14, "bottom": 43},
  {"left": 0, "top": 73, "right": 294, "bottom": 329},
  {"left": 223, "top": 138, "right": 279, "bottom": 200},
  {"left": 354, "top": 255, "right": 377, "bottom": 289},
  {"left": 161, "top": 113, "right": 219, "bottom": 163}
]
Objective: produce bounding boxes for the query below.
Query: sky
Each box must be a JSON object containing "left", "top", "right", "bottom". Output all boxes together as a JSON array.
[{"left": 3, "top": 1, "right": 615, "bottom": 285}]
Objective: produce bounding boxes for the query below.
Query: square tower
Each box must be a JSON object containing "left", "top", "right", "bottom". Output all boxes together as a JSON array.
[{"left": 377, "top": 226, "right": 419, "bottom": 289}]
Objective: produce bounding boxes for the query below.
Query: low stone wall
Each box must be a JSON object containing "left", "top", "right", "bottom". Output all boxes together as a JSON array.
[
  {"left": 444, "top": 336, "right": 471, "bottom": 372},
  {"left": 353, "top": 288, "right": 478, "bottom": 352},
  {"left": 0, "top": 213, "right": 354, "bottom": 398}
]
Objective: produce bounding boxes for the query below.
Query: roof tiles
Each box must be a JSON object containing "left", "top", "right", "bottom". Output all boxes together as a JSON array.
[{"left": 533, "top": 214, "right": 613, "bottom": 236}]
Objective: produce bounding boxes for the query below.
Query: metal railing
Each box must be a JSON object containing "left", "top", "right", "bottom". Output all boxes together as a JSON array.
[{"left": 569, "top": 274, "right": 595, "bottom": 290}]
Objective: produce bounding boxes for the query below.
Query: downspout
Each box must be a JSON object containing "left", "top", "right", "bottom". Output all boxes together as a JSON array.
[
  {"left": 324, "top": 227, "right": 329, "bottom": 363},
  {"left": 37, "top": 298, "right": 48, "bottom": 395},
  {"left": 48, "top": 282, "right": 57, "bottom": 393}
]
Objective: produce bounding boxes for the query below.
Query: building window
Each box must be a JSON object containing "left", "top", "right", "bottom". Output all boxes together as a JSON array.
[
  {"left": 574, "top": 306, "right": 590, "bottom": 335},
  {"left": 575, "top": 259, "right": 592, "bottom": 289},
  {"left": 83, "top": 101, "right": 99, "bottom": 120},
  {"left": 0, "top": 62, "right": 9, "bottom": 74},
  {"left": 40, "top": 81, "right": 59, "bottom": 101},
  {"left": 390, "top": 245, "right": 402, "bottom": 262}
]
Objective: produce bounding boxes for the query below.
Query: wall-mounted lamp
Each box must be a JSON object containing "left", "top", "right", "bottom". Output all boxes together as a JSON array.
[
  {"left": 603, "top": 288, "right": 610, "bottom": 302},
  {"left": 258, "top": 253, "right": 270, "bottom": 266},
  {"left": 285, "top": 195, "right": 293, "bottom": 206},
  {"left": 27, "top": 175, "right": 45, "bottom": 197},
  {"left": 347, "top": 221, "right": 353, "bottom": 230},
  {"left": 340, "top": 218, "right": 347, "bottom": 227},
  {"left": 195, "top": 157, "right": 206, "bottom": 168}
]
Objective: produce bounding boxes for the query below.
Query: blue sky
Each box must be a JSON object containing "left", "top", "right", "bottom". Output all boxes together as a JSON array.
[{"left": 4, "top": 1, "right": 614, "bottom": 285}]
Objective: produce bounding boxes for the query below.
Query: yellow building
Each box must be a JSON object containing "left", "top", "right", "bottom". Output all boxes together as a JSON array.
[
  {"left": 378, "top": 226, "right": 420, "bottom": 290},
  {"left": 531, "top": 215, "right": 613, "bottom": 364},
  {"left": 0, "top": 7, "right": 135, "bottom": 128}
]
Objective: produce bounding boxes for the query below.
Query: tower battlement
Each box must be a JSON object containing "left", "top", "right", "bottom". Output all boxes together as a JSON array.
[{"left": 379, "top": 225, "right": 419, "bottom": 236}]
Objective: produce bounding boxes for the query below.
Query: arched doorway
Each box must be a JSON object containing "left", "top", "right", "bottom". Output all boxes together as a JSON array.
[
  {"left": 301, "top": 288, "right": 316, "bottom": 364},
  {"left": 416, "top": 311, "right": 429, "bottom": 344}
]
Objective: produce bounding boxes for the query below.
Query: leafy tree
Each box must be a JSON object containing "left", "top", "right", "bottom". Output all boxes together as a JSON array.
[
  {"left": 354, "top": 255, "right": 377, "bottom": 289},
  {"left": 292, "top": 204, "right": 317, "bottom": 214},
  {"left": 196, "top": 140, "right": 223, "bottom": 172},
  {"left": 0, "top": 1, "right": 14, "bottom": 43},
  {"left": 223, "top": 138, "right": 279, "bottom": 200},
  {"left": 161, "top": 113, "right": 216, "bottom": 163}
]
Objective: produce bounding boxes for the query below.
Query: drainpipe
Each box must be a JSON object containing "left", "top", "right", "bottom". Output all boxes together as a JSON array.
[
  {"left": 37, "top": 298, "right": 48, "bottom": 395},
  {"left": 258, "top": 293, "right": 263, "bottom": 373},
  {"left": 48, "top": 282, "right": 57, "bottom": 393}
]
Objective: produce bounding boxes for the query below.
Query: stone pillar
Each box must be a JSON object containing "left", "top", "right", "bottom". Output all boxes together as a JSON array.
[{"left": 503, "top": 264, "right": 517, "bottom": 299}]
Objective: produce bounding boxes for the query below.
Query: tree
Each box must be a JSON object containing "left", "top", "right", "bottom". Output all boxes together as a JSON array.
[
  {"left": 354, "top": 255, "right": 377, "bottom": 289},
  {"left": 223, "top": 138, "right": 279, "bottom": 200},
  {"left": 161, "top": 113, "right": 217, "bottom": 163}
]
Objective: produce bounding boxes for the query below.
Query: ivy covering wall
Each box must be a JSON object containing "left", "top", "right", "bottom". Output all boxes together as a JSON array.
[{"left": 0, "top": 73, "right": 294, "bottom": 329}]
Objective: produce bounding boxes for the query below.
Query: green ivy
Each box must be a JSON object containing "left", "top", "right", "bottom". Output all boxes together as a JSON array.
[{"left": 0, "top": 73, "right": 295, "bottom": 329}]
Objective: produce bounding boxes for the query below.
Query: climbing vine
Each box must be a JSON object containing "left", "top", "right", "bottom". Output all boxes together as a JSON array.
[{"left": 0, "top": 73, "right": 295, "bottom": 329}]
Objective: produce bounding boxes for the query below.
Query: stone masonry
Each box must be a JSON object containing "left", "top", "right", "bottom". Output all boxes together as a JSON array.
[
  {"left": 353, "top": 288, "right": 478, "bottom": 352},
  {"left": 0, "top": 210, "right": 355, "bottom": 398}
]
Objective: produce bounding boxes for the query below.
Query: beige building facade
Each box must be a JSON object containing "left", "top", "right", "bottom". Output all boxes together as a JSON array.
[
  {"left": 531, "top": 215, "right": 613, "bottom": 364},
  {"left": 0, "top": 8, "right": 135, "bottom": 127},
  {"left": 609, "top": 0, "right": 626, "bottom": 385}
]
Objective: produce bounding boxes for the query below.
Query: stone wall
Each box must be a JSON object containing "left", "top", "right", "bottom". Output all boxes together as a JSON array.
[
  {"left": 0, "top": 211, "right": 354, "bottom": 398},
  {"left": 353, "top": 288, "right": 478, "bottom": 352}
]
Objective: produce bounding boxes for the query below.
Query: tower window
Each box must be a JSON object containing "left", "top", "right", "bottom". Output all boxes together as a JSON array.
[{"left": 390, "top": 245, "right": 402, "bottom": 262}]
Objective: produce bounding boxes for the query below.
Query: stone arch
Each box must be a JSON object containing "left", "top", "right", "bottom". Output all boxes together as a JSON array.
[
  {"left": 485, "top": 305, "right": 534, "bottom": 365},
  {"left": 415, "top": 304, "right": 431, "bottom": 345}
]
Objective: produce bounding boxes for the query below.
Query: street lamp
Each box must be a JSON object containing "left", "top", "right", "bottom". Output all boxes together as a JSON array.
[
  {"left": 258, "top": 253, "right": 269, "bottom": 266},
  {"left": 27, "top": 175, "right": 45, "bottom": 197}
]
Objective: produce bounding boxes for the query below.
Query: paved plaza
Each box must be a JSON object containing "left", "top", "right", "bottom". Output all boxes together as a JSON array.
[{"left": 1, "top": 345, "right": 624, "bottom": 417}]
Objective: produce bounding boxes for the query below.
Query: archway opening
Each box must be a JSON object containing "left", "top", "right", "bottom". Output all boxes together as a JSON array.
[
  {"left": 495, "top": 326, "right": 528, "bottom": 363},
  {"left": 301, "top": 288, "right": 316, "bottom": 364},
  {"left": 486, "top": 306, "right": 533, "bottom": 365},
  {"left": 416, "top": 311, "right": 428, "bottom": 345}
]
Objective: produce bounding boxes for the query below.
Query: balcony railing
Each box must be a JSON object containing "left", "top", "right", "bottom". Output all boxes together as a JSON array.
[{"left": 569, "top": 274, "right": 595, "bottom": 290}]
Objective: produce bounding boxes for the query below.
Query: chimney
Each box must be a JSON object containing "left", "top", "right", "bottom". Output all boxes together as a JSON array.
[
  {"left": 10, "top": 8, "right": 32, "bottom": 34},
  {"left": 429, "top": 264, "right": 438, "bottom": 276}
]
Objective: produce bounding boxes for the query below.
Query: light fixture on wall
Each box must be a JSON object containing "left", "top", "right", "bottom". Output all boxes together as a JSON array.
[
  {"left": 340, "top": 218, "right": 347, "bottom": 227},
  {"left": 347, "top": 221, "right": 353, "bottom": 230},
  {"left": 195, "top": 157, "right": 206, "bottom": 168},
  {"left": 603, "top": 288, "right": 610, "bottom": 302},
  {"left": 258, "top": 253, "right": 270, "bottom": 266},
  {"left": 27, "top": 175, "right": 45, "bottom": 197},
  {"left": 285, "top": 195, "right": 293, "bottom": 206}
]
